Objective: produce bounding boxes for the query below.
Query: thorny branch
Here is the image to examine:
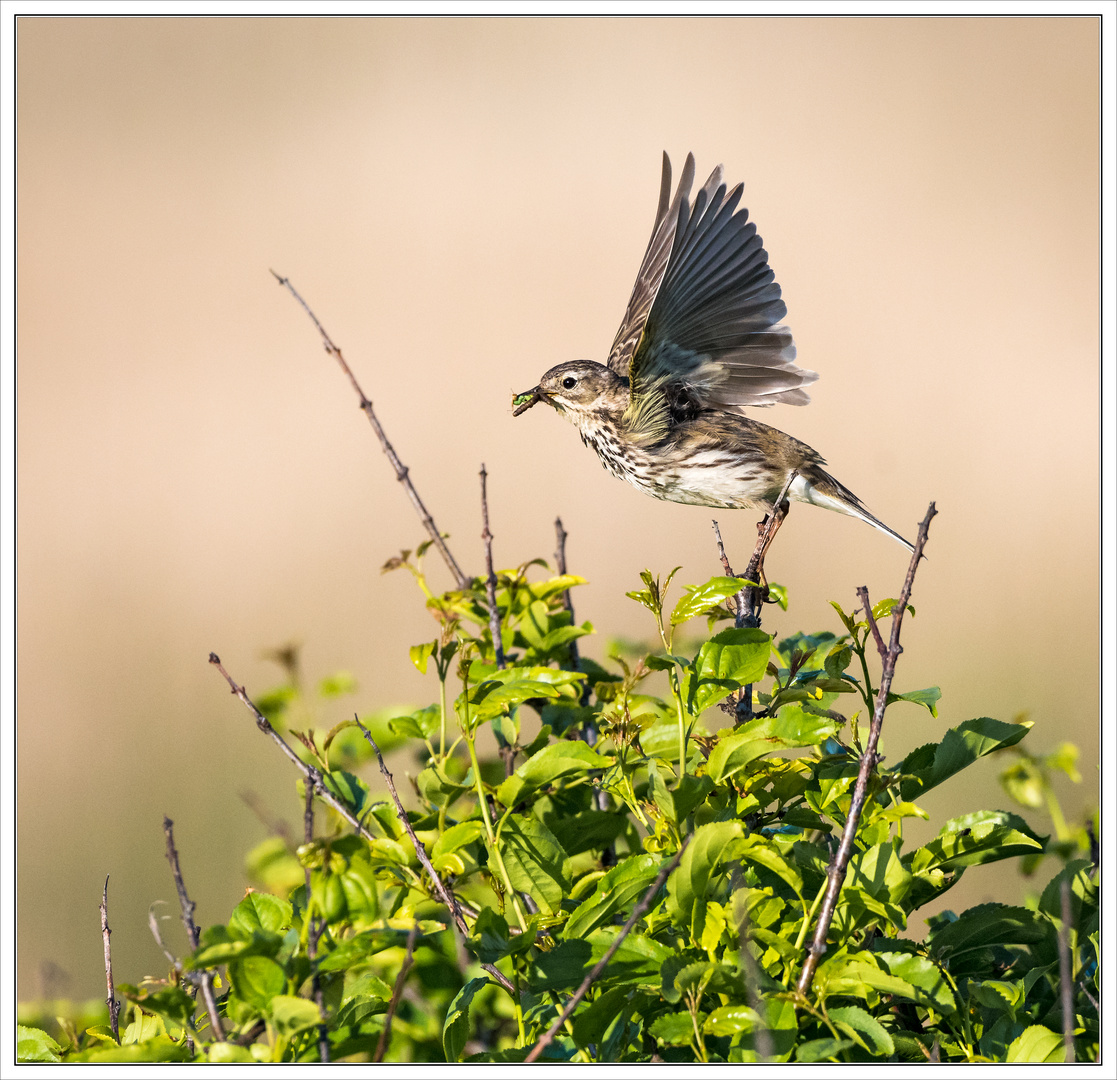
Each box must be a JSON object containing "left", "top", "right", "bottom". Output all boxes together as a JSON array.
[
  {"left": 524, "top": 837, "right": 691, "bottom": 1063},
  {"left": 207, "top": 653, "right": 517, "bottom": 998},
  {"left": 271, "top": 271, "right": 469, "bottom": 590},
  {"left": 796, "top": 502, "right": 937, "bottom": 997},
  {"left": 353, "top": 719, "right": 519, "bottom": 998},
  {"left": 99, "top": 877, "right": 121, "bottom": 1042},
  {"left": 373, "top": 923, "right": 420, "bottom": 1063},
  {"left": 162, "top": 817, "right": 225, "bottom": 1041},
  {"left": 480, "top": 465, "right": 505, "bottom": 670}
]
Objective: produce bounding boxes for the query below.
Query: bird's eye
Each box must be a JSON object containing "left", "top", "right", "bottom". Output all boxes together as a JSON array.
[{"left": 562, "top": 376, "right": 577, "bottom": 390}]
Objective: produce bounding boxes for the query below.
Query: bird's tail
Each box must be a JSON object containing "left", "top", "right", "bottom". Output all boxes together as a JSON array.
[{"left": 789, "top": 469, "right": 915, "bottom": 553}]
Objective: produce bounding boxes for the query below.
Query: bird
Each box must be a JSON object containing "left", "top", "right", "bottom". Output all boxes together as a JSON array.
[{"left": 512, "top": 152, "right": 913, "bottom": 553}]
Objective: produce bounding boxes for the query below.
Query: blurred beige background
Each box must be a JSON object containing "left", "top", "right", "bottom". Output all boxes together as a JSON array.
[{"left": 17, "top": 16, "right": 1099, "bottom": 1001}]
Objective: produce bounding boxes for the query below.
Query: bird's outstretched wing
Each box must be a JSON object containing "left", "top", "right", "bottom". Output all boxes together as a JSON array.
[{"left": 607, "top": 153, "right": 818, "bottom": 438}]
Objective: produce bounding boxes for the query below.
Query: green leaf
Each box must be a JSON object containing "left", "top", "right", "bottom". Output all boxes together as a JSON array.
[
  {"left": 118, "top": 983, "right": 196, "bottom": 1030},
  {"left": 565, "top": 853, "right": 664, "bottom": 939},
  {"left": 571, "top": 985, "right": 630, "bottom": 1047},
  {"left": 496, "top": 741, "right": 611, "bottom": 807},
  {"left": 585, "top": 928, "right": 672, "bottom": 987},
  {"left": 546, "top": 809, "right": 629, "bottom": 857},
  {"left": 735, "top": 834, "right": 804, "bottom": 901},
  {"left": 926, "top": 903, "right": 1048, "bottom": 964},
  {"left": 670, "top": 577, "right": 747, "bottom": 626},
  {"left": 499, "top": 814, "right": 570, "bottom": 914},
  {"left": 316, "top": 928, "right": 411, "bottom": 973},
  {"left": 228, "top": 955, "right": 286, "bottom": 1009},
  {"left": 431, "top": 820, "right": 486, "bottom": 862},
  {"left": 707, "top": 706, "right": 841, "bottom": 784},
  {"left": 871, "top": 597, "right": 914, "bottom": 619},
  {"left": 703, "top": 1004, "right": 762, "bottom": 1036},
  {"left": 468, "top": 907, "right": 537, "bottom": 964},
  {"left": 229, "top": 891, "right": 292, "bottom": 937},
  {"left": 443, "top": 977, "right": 491, "bottom": 1062},
  {"left": 796, "top": 1037, "right": 855, "bottom": 1062},
  {"left": 828, "top": 1005, "right": 895, "bottom": 1057},
  {"left": 649, "top": 1011, "right": 695, "bottom": 1046},
  {"left": 17, "top": 1025, "right": 62, "bottom": 1063},
  {"left": 896, "top": 717, "right": 1032, "bottom": 800},
  {"left": 667, "top": 821, "right": 744, "bottom": 939},
  {"left": 409, "top": 641, "right": 436, "bottom": 674},
  {"left": 682, "top": 628, "right": 771, "bottom": 715},
  {"left": 886, "top": 686, "right": 941, "bottom": 717},
  {"left": 269, "top": 995, "right": 323, "bottom": 1039},
  {"left": 529, "top": 938, "right": 592, "bottom": 991},
  {"left": 909, "top": 810, "right": 1045, "bottom": 874},
  {"left": 1005, "top": 1025, "right": 1065, "bottom": 1063}
]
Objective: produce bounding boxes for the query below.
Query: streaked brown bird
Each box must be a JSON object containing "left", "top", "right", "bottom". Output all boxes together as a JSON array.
[{"left": 513, "top": 152, "right": 913, "bottom": 552}]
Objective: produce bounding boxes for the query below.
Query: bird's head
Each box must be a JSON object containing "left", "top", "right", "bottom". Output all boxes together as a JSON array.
[{"left": 512, "top": 361, "right": 627, "bottom": 425}]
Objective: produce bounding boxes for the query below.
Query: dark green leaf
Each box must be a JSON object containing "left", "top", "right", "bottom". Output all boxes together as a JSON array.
[
  {"left": 443, "top": 977, "right": 491, "bottom": 1062},
  {"left": 828, "top": 1005, "right": 895, "bottom": 1057},
  {"left": 666, "top": 821, "right": 744, "bottom": 939},
  {"left": 496, "top": 741, "right": 611, "bottom": 807},
  {"left": 565, "top": 853, "right": 664, "bottom": 939},
  {"left": 499, "top": 814, "right": 569, "bottom": 914},
  {"left": 571, "top": 985, "right": 630, "bottom": 1047},
  {"left": 707, "top": 706, "right": 841, "bottom": 784},
  {"left": 796, "top": 1037, "right": 854, "bottom": 1062},
  {"left": 683, "top": 628, "right": 771, "bottom": 715},
  {"left": 228, "top": 955, "right": 286, "bottom": 1009},
  {"left": 896, "top": 718, "right": 1032, "bottom": 800}
]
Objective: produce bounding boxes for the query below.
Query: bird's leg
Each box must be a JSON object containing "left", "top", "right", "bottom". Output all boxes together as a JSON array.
[
  {"left": 734, "top": 499, "right": 791, "bottom": 724},
  {"left": 739, "top": 499, "right": 790, "bottom": 627}
]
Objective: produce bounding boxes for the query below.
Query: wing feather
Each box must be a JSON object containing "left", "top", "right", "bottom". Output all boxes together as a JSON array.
[
  {"left": 611, "top": 154, "right": 818, "bottom": 416},
  {"left": 605, "top": 153, "right": 695, "bottom": 377}
]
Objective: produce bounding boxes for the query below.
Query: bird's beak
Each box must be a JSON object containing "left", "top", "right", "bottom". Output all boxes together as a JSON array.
[{"left": 512, "top": 387, "right": 544, "bottom": 416}]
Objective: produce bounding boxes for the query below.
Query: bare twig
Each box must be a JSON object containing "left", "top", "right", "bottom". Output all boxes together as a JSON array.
[
  {"left": 271, "top": 271, "right": 469, "bottom": 590},
  {"left": 163, "top": 817, "right": 225, "bottom": 1041},
  {"left": 479, "top": 465, "right": 505, "bottom": 670},
  {"left": 796, "top": 502, "right": 937, "bottom": 997},
  {"left": 554, "top": 517, "right": 581, "bottom": 673},
  {"left": 374, "top": 923, "right": 420, "bottom": 1062},
  {"left": 524, "top": 837, "right": 690, "bottom": 1063},
  {"left": 855, "top": 585, "right": 888, "bottom": 660},
  {"left": 303, "top": 784, "right": 330, "bottom": 1063},
  {"left": 99, "top": 876, "right": 121, "bottom": 1042},
  {"left": 1058, "top": 877, "right": 1076, "bottom": 1062},
  {"left": 353, "top": 718, "right": 518, "bottom": 998},
  {"left": 712, "top": 520, "right": 735, "bottom": 579}
]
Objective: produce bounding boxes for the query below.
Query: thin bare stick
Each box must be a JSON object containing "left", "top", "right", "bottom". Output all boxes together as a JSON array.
[
  {"left": 353, "top": 718, "right": 518, "bottom": 998},
  {"left": 524, "top": 837, "right": 690, "bottom": 1063},
  {"left": 374, "top": 923, "right": 420, "bottom": 1062},
  {"left": 99, "top": 876, "right": 121, "bottom": 1042},
  {"left": 480, "top": 465, "right": 505, "bottom": 669},
  {"left": 796, "top": 502, "right": 937, "bottom": 997},
  {"left": 855, "top": 585, "right": 888, "bottom": 660},
  {"left": 1058, "top": 877, "right": 1076, "bottom": 1062},
  {"left": 712, "top": 520, "right": 735, "bottom": 579},
  {"left": 303, "top": 784, "right": 330, "bottom": 1063},
  {"left": 554, "top": 517, "right": 581, "bottom": 671},
  {"left": 271, "top": 271, "right": 469, "bottom": 590},
  {"left": 163, "top": 817, "right": 225, "bottom": 1041}
]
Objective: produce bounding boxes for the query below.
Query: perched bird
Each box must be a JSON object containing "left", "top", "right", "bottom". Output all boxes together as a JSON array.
[{"left": 513, "top": 153, "right": 913, "bottom": 552}]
